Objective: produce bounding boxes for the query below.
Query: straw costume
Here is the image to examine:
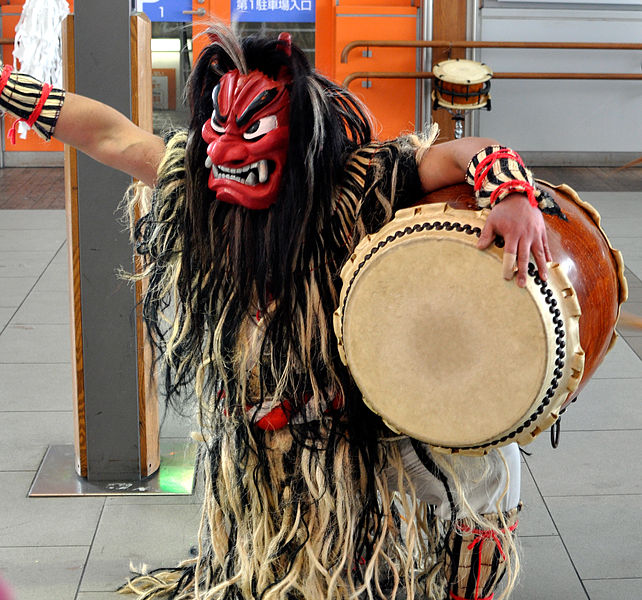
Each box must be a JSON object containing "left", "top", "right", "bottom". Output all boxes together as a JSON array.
[
  {"left": 0, "top": 24, "right": 568, "bottom": 600},
  {"left": 117, "top": 28, "right": 529, "bottom": 600}
]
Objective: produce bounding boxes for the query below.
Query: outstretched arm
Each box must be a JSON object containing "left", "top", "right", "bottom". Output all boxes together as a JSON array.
[
  {"left": 55, "top": 92, "right": 165, "bottom": 187},
  {"left": 417, "top": 137, "right": 551, "bottom": 288},
  {"left": 0, "top": 64, "right": 165, "bottom": 187}
]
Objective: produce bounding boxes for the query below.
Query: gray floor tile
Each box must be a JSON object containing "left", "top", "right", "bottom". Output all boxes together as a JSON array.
[
  {"left": 0, "top": 363, "right": 73, "bottom": 412},
  {"left": 546, "top": 495, "right": 642, "bottom": 580},
  {"left": 0, "top": 308, "right": 14, "bottom": 330},
  {"left": 581, "top": 193, "right": 642, "bottom": 221},
  {"left": 80, "top": 502, "right": 201, "bottom": 592},
  {"left": 619, "top": 301, "right": 642, "bottom": 337},
  {"left": 51, "top": 242, "right": 68, "bottom": 265},
  {"left": 0, "top": 546, "right": 88, "bottom": 600},
  {"left": 560, "top": 378, "right": 642, "bottom": 431},
  {"left": 513, "top": 536, "right": 587, "bottom": 600},
  {"left": 0, "top": 230, "right": 65, "bottom": 253},
  {"left": 525, "top": 430, "right": 642, "bottom": 496},
  {"left": 592, "top": 337, "right": 642, "bottom": 379},
  {"left": 598, "top": 218, "right": 640, "bottom": 240},
  {"left": 0, "top": 277, "right": 36, "bottom": 307},
  {"left": 624, "top": 268, "right": 642, "bottom": 287},
  {"left": 0, "top": 412, "right": 73, "bottom": 471},
  {"left": 0, "top": 472, "right": 104, "bottom": 547},
  {"left": 77, "top": 594, "right": 123, "bottom": 599},
  {"left": 33, "top": 261, "right": 69, "bottom": 292},
  {"left": 584, "top": 578, "right": 642, "bottom": 600},
  {"left": 10, "top": 290, "right": 70, "bottom": 324},
  {"left": 0, "top": 252, "right": 52, "bottom": 277},
  {"left": 0, "top": 323, "right": 70, "bottom": 363},
  {"left": 0, "top": 210, "right": 66, "bottom": 230},
  {"left": 519, "top": 464, "right": 557, "bottom": 537},
  {"left": 625, "top": 336, "right": 642, "bottom": 359},
  {"left": 610, "top": 237, "right": 642, "bottom": 265},
  {"left": 624, "top": 260, "right": 642, "bottom": 282}
]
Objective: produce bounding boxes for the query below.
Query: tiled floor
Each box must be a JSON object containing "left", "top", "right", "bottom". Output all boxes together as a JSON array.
[{"left": 0, "top": 168, "right": 641, "bottom": 599}]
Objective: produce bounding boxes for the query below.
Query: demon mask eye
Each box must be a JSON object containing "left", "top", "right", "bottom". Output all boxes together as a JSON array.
[{"left": 243, "top": 115, "right": 278, "bottom": 141}]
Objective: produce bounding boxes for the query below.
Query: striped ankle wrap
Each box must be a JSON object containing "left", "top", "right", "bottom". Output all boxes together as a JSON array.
[{"left": 445, "top": 506, "right": 521, "bottom": 600}]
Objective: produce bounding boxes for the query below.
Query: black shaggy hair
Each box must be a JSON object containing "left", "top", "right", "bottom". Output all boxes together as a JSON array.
[{"left": 130, "top": 25, "right": 402, "bottom": 589}]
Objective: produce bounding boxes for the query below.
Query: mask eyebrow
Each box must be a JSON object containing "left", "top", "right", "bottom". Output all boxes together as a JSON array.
[{"left": 236, "top": 87, "right": 279, "bottom": 128}]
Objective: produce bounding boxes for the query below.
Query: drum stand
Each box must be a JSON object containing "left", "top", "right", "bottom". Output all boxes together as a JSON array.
[
  {"left": 448, "top": 109, "right": 466, "bottom": 139},
  {"left": 433, "top": 99, "right": 492, "bottom": 139}
]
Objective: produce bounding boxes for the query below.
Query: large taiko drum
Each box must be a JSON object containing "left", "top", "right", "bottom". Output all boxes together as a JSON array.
[
  {"left": 432, "top": 59, "right": 493, "bottom": 110},
  {"left": 333, "top": 182, "right": 627, "bottom": 455}
]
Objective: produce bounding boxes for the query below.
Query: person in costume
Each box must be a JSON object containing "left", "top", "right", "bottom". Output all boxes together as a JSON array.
[{"left": 1, "top": 26, "right": 561, "bottom": 600}]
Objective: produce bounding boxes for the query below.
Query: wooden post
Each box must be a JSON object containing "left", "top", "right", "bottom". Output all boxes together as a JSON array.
[
  {"left": 431, "top": 0, "right": 467, "bottom": 140},
  {"left": 62, "top": 10, "right": 159, "bottom": 480}
]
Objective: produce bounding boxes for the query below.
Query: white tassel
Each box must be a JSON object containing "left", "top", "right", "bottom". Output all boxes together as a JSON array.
[{"left": 12, "top": 0, "right": 70, "bottom": 139}]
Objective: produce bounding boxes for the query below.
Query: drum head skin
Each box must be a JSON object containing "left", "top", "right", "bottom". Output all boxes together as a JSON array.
[
  {"left": 433, "top": 59, "right": 492, "bottom": 85},
  {"left": 335, "top": 203, "right": 584, "bottom": 454}
]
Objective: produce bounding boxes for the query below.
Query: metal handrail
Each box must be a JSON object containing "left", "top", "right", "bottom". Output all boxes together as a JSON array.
[
  {"left": 341, "top": 39, "right": 642, "bottom": 63},
  {"left": 343, "top": 70, "right": 642, "bottom": 87}
]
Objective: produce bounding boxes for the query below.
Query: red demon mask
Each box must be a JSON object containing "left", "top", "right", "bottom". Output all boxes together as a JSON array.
[{"left": 201, "top": 69, "right": 291, "bottom": 210}]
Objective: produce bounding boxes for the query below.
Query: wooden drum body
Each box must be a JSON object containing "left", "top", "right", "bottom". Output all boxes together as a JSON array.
[{"left": 334, "top": 183, "right": 627, "bottom": 454}]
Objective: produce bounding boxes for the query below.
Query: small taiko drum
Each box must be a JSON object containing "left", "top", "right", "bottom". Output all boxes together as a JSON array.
[
  {"left": 432, "top": 59, "right": 493, "bottom": 110},
  {"left": 334, "top": 183, "right": 627, "bottom": 455}
]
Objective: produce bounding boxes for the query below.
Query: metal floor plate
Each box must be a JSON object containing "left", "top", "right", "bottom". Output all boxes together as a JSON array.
[{"left": 29, "top": 440, "right": 198, "bottom": 497}]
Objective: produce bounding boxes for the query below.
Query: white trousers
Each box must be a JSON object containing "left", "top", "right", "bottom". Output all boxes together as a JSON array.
[{"left": 388, "top": 439, "right": 521, "bottom": 520}]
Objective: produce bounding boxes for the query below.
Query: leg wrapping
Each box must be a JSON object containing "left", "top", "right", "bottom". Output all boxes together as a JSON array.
[{"left": 443, "top": 506, "right": 520, "bottom": 600}]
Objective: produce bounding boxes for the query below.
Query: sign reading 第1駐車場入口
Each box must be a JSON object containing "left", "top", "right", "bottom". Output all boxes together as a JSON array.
[
  {"left": 136, "top": 0, "right": 192, "bottom": 22},
  {"left": 232, "top": 0, "right": 315, "bottom": 23}
]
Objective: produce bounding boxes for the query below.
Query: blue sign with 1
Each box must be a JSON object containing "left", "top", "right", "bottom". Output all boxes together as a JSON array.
[{"left": 137, "top": 0, "right": 193, "bottom": 22}]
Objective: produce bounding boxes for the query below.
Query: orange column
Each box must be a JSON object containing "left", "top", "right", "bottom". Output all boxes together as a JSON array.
[
  {"left": 191, "top": 0, "right": 232, "bottom": 63},
  {"left": 320, "top": 0, "right": 419, "bottom": 141}
]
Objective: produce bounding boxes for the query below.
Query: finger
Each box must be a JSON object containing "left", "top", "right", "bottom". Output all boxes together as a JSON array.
[
  {"left": 502, "top": 251, "right": 517, "bottom": 280},
  {"left": 477, "top": 222, "right": 496, "bottom": 250},
  {"left": 543, "top": 233, "right": 552, "bottom": 263},
  {"left": 516, "top": 238, "right": 530, "bottom": 287},
  {"left": 532, "top": 245, "right": 548, "bottom": 282}
]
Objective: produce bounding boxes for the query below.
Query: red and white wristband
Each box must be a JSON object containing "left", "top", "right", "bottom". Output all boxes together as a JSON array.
[
  {"left": 0, "top": 64, "right": 65, "bottom": 142},
  {"left": 466, "top": 145, "right": 541, "bottom": 209}
]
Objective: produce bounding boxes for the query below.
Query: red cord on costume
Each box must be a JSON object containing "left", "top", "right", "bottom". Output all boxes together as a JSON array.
[
  {"left": 449, "top": 521, "right": 519, "bottom": 600},
  {"left": 473, "top": 148, "right": 526, "bottom": 192},
  {"left": 489, "top": 180, "right": 538, "bottom": 208},
  {"left": 0, "top": 64, "right": 13, "bottom": 96},
  {"left": 7, "top": 82, "right": 53, "bottom": 144}
]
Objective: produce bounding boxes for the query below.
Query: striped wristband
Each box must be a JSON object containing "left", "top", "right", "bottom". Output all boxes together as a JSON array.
[
  {"left": 465, "top": 145, "right": 559, "bottom": 214},
  {"left": 0, "top": 64, "right": 66, "bottom": 141}
]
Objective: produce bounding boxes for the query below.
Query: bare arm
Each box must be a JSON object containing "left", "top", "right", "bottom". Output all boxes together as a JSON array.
[
  {"left": 55, "top": 92, "right": 166, "bottom": 187},
  {"left": 418, "top": 137, "right": 499, "bottom": 193},
  {"left": 418, "top": 137, "right": 551, "bottom": 287}
]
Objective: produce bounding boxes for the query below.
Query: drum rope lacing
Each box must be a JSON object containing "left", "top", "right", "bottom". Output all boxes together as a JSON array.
[{"left": 339, "top": 220, "right": 567, "bottom": 452}]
